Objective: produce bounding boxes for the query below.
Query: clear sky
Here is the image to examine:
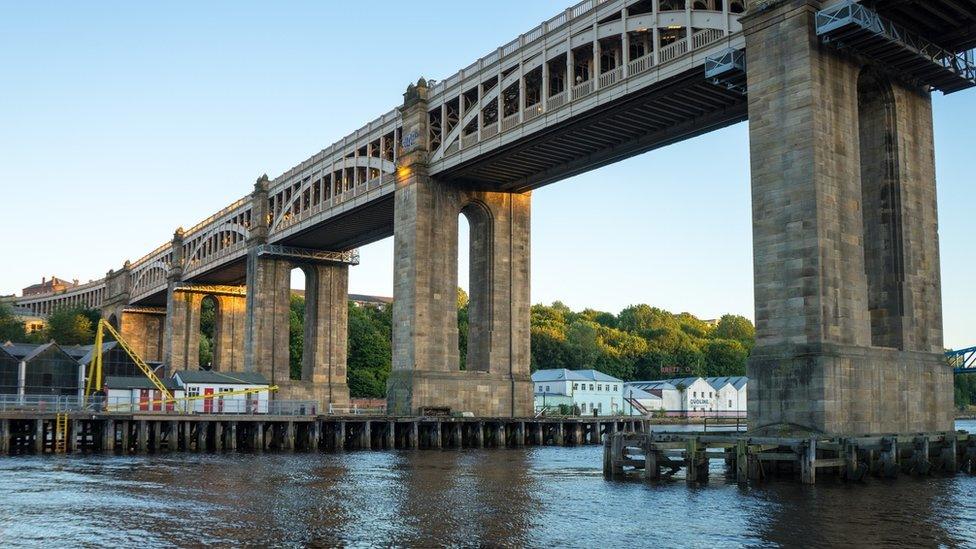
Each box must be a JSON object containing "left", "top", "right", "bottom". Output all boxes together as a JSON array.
[{"left": 1, "top": 1, "right": 972, "bottom": 348}]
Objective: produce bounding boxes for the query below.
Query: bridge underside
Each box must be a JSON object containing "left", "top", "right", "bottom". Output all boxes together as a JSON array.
[
  {"left": 866, "top": 0, "right": 976, "bottom": 51},
  {"left": 438, "top": 68, "right": 747, "bottom": 192}
]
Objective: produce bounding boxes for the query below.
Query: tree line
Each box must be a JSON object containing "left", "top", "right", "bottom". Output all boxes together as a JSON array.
[{"left": 5, "top": 300, "right": 973, "bottom": 409}]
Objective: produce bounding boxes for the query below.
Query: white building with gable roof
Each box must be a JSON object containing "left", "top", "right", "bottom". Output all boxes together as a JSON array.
[{"left": 531, "top": 369, "right": 624, "bottom": 416}]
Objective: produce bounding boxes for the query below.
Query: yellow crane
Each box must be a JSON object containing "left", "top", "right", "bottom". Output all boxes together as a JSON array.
[
  {"left": 85, "top": 319, "right": 172, "bottom": 400},
  {"left": 84, "top": 318, "right": 278, "bottom": 413}
]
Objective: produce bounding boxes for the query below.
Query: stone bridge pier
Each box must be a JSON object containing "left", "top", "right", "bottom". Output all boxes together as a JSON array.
[
  {"left": 743, "top": 0, "right": 953, "bottom": 435},
  {"left": 242, "top": 179, "right": 351, "bottom": 409},
  {"left": 386, "top": 80, "right": 533, "bottom": 417},
  {"left": 163, "top": 285, "right": 246, "bottom": 372}
]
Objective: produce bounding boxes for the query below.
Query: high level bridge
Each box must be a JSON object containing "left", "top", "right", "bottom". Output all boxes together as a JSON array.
[{"left": 14, "top": 0, "right": 976, "bottom": 436}]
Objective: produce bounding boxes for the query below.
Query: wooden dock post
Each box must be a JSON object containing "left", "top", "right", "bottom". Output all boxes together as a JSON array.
[
  {"left": 254, "top": 422, "right": 265, "bottom": 452},
  {"left": 70, "top": 418, "right": 80, "bottom": 453},
  {"left": 229, "top": 422, "right": 238, "bottom": 451},
  {"left": 334, "top": 421, "right": 345, "bottom": 451},
  {"left": 645, "top": 444, "right": 659, "bottom": 481},
  {"left": 165, "top": 421, "right": 176, "bottom": 451},
  {"left": 453, "top": 422, "right": 463, "bottom": 449},
  {"left": 34, "top": 419, "right": 44, "bottom": 454},
  {"left": 362, "top": 421, "right": 372, "bottom": 450},
  {"left": 213, "top": 422, "right": 224, "bottom": 452},
  {"left": 474, "top": 421, "right": 484, "bottom": 448},
  {"left": 880, "top": 436, "right": 899, "bottom": 478},
  {"left": 409, "top": 421, "right": 418, "bottom": 449},
  {"left": 555, "top": 422, "right": 564, "bottom": 446},
  {"left": 912, "top": 436, "right": 931, "bottom": 475},
  {"left": 800, "top": 438, "right": 816, "bottom": 485},
  {"left": 685, "top": 438, "right": 698, "bottom": 485},
  {"left": 120, "top": 421, "right": 131, "bottom": 454},
  {"left": 135, "top": 420, "right": 147, "bottom": 454},
  {"left": 736, "top": 439, "right": 748, "bottom": 484},
  {"left": 180, "top": 421, "right": 189, "bottom": 452},
  {"left": 102, "top": 420, "right": 115, "bottom": 452},
  {"left": 386, "top": 421, "right": 395, "bottom": 450},
  {"left": 433, "top": 422, "right": 442, "bottom": 449},
  {"left": 284, "top": 421, "right": 294, "bottom": 451},
  {"left": 603, "top": 435, "right": 613, "bottom": 478},
  {"left": 516, "top": 422, "right": 525, "bottom": 448},
  {"left": 942, "top": 434, "right": 958, "bottom": 474},
  {"left": 198, "top": 421, "right": 209, "bottom": 452}
]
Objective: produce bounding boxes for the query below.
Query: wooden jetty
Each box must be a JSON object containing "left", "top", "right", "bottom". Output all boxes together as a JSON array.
[
  {"left": 0, "top": 411, "right": 648, "bottom": 455},
  {"left": 603, "top": 431, "right": 976, "bottom": 485}
]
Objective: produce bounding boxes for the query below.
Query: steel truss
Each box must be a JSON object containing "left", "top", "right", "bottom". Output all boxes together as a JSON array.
[
  {"left": 816, "top": 0, "right": 976, "bottom": 94},
  {"left": 255, "top": 244, "right": 360, "bottom": 266},
  {"left": 948, "top": 346, "right": 976, "bottom": 375},
  {"left": 705, "top": 48, "right": 747, "bottom": 94}
]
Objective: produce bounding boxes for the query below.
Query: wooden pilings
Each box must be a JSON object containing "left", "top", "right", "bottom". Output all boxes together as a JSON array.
[
  {"left": 0, "top": 414, "right": 699, "bottom": 456},
  {"left": 604, "top": 431, "right": 975, "bottom": 485}
]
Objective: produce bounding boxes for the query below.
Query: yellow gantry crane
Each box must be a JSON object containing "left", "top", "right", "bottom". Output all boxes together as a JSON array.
[{"left": 84, "top": 318, "right": 277, "bottom": 412}]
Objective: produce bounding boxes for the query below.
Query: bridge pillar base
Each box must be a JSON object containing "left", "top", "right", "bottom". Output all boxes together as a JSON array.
[
  {"left": 387, "top": 370, "right": 533, "bottom": 418},
  {"left": 748, "top": 344, "right": 953, "bottom": 436}
]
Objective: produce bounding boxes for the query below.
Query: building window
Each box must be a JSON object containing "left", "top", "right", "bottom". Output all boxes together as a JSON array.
[
  {"left": 598, "top": 402, "right": 603, "bottom": 411},
  {"left": 729, "top": 399, "right": 733, "bottom": 407},
  {"left": 693, "top": 391, "right": 697, "bottom": 398},
  {"left": 597, "top": 384, "right": 602, "bottom": 391},
  {"left": 589, "top": 384, "right": 594, "bottom": 391},
  {"left": 188, "top": 387, "right": 200, "bottom": 398},
  {"left": 709, "top": 392, "right": 713, "bottom": 398},
  {"left": 581, "top": 403, "right": 587, "bottom": 413},
  {"left": 573, "top": 383, "right": 579, "bottom": 390},
  {"left": 613, "top": 385, "right": 617, "bottom": 391},
  {"left": 545, "top": 385, "right": 550, "bottom": 392}
]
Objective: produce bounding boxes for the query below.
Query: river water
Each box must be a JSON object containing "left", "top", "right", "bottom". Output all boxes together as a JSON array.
[{"left": 0, "top": 421, "right": 973, "bottom": 548}]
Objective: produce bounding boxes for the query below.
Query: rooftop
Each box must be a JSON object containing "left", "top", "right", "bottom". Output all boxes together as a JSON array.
[
  {"left": 531, "top": 369, "right": 623, "bottom": 383},
  {"left": 173, "top": 370, "right": 270, "bottom": 385}
]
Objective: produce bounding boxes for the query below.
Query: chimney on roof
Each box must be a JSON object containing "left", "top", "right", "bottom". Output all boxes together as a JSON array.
[{"left": 42, "top": 277, "right": 46, "bottom": 284}]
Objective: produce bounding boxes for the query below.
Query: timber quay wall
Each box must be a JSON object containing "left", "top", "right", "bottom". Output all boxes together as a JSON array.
[
  {"left": 604, "top": 431, "right": 976, "bottom": 486},
  {"left": 0, "top": 413, "right": 644, "bottom": 455}
]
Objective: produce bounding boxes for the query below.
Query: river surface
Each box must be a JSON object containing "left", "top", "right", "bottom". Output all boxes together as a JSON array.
[{"left": 0, "top": 421, "right": 974, "bottom": 548}]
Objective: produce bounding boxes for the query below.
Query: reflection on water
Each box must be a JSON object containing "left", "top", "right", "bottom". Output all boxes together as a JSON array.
[{"left": 0, "top": 422, "right": 972, "bottom": 547}]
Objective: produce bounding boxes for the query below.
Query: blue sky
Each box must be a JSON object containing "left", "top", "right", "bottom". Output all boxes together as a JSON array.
[{"left": 0, "top": 1, "right": 972, "bottom": 348}]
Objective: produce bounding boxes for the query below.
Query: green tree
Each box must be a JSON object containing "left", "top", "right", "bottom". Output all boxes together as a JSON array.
[
  {"left": 0, "top": 302, "right": 27, "bottom": 343},
  {"left": 457, "top": 288, "right": 469, "bottom": 370},
  {"left": 199, "top": 297, "right": 216, "bottom": 367},
  {"left": 702, "top": 338, "right": 748, "bottom": 377},
  {"left": 711, "top": 314, "right": 756, "bottom": 350},
  {"left": 45, "top": 306, "right": 95, "bottom": 345},
  {"left": 347, "top": 304, "right": 392, "bottom": 398},
  {"left": 530, "top": 324, "right": 568, "bottom": 371},
  {"left": 289, "top": 294, "right": 305, "bottom": 380}
]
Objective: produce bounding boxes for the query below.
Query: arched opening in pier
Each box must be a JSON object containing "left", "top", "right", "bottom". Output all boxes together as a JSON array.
[
  {"left": 857, "top": 69, "right": 905, "bottom": 350},
  {"left": 459, "top": 202, "right": 493, "bottom": 373},
  {"left": 458, "top": 214, "right": 470, "bottom": 371},
  {"left": 199, "top": 295, "right": 217, "bottom": 370},
  {"left": 289, "top": 267, "right": 308, "bottom": 381}
]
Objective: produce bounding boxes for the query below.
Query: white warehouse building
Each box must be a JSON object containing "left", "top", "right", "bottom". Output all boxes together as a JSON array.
[
  {"left": 532, "top": 369, "right": 624, "bottom": 416},
  {"left": 625, "top": 376, "right": 747, "bottom": 417}
]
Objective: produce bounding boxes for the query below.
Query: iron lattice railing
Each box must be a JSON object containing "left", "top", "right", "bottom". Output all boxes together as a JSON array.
[
  {"left": 0, "top": 394, "right": 320, "bottom": 416},
  {"left": 816, "top": 0, "right": 976, "bottom": 86}
]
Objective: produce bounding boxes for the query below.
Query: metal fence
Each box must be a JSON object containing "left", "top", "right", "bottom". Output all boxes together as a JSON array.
[{"left": 0, "top": 394, "right": 320, "bottom": 416}]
